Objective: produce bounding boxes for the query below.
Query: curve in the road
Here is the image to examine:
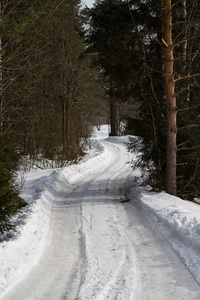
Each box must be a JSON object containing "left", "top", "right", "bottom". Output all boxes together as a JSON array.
[{"left": 2, "top": 138, "right": 200, "bottom": 300}]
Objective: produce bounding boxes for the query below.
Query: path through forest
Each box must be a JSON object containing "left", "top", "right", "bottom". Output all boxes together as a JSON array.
[{"left": 1, "top": 132, "right": 200, "bottom": 299}]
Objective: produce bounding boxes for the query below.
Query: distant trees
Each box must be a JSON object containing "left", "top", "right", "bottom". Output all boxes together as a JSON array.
[{"left": 86, "top": 0, "right": 139, "bottom": 136}]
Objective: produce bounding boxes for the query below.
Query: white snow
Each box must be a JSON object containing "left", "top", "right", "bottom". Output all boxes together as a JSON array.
[
  {"left": 131, "top": 186, "right": 200, "bottom": 284},
  {"left": 0, "top": 125, "right": 111, "bottom": 298},
  {"left": 0, "top": 125, "right": 200, "bottom": 299}
]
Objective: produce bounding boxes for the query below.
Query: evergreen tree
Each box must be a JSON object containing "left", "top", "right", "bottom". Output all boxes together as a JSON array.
[
  {"left": 0, "top": 136, "right": 24, "bottom": 233},
  {"left": 87, "top": 0, "right": 166, "bottom": 187},
  {"left": 87, "top": 0, "right": 200, "bottom": 199},
  {"left": 0, "top": 0, "right": 35, "bottom": 233},
  {"left": 86, "top": 0, "right": 141, "bottom": 135}
]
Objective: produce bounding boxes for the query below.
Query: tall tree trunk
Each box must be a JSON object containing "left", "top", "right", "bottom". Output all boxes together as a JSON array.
[
  {"left": 109, "top": 79, "right": 118, "bottom": 136},
  {"left": 163, "top": 0, "right": 177, "bottom": 195}
]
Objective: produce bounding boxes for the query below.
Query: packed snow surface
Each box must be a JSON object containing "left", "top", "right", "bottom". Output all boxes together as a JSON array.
[{"left": 0, "top": 125, "right": 200, "bottom": 299}]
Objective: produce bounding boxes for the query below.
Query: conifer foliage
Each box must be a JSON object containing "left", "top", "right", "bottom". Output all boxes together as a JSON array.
[
  {"left": 87, "top": 0, "right": 200, "bottom": 200},
  {"left": 0, "top": 137, "right": 24, "bottom": 233}
]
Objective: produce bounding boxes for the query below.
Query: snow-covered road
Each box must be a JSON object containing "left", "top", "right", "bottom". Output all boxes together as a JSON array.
[{"left": 1, "top": 126, "right": 200, "bottom": 299}]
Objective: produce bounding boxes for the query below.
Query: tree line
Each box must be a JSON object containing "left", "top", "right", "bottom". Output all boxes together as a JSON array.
[{"left": 0, "top": 0, "right": 106, "bottom": 233}]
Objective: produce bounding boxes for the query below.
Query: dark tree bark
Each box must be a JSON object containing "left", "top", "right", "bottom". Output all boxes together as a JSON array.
[{"left": 109, "top": 97, "right": 118, "bottom": 136}]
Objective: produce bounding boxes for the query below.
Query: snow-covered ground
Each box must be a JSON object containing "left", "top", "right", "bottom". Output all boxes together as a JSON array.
[{"left": 0, "top": 125, "right": 200, "bottom": 299}]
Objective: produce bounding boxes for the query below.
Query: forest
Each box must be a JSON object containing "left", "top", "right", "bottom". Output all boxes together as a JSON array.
[{"left": 0, "top": 0, "right": 200, "bottom": 233}]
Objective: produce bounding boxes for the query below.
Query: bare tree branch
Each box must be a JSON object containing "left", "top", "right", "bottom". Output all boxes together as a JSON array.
[
  {"left": 177, "top": 145, "right": 200, "bottom": 151},
  {"left": 178, "top": 124, "right": 200, "bottom": 130},
  {"left": 172, "top": 21, "right": 189, "bottom": 27},
  {"left": 175, "top": 87, "right": 190, "bottom": 96},
  {"left": 173, "top": 34, "right": 200, "bottom": 48},
  {"left": 175, "top": 73, "right": 200, "bottom": 82},
  {"left": 177, "top": 104, "right": 200, "bottom": 112},
  {"left": 154, "top": 37, "right": 162, "bottom": 46},
  {"left": 172, "top": 0, "right": 184, "bottom": 8},
  {"left": 177, "top": 141, "right": 189, "bottom": 148},
  {"left": 174, "top": 51, "right": 200, "bottom": 61},
  {"left": 162, "top": 38, "right": 169, "bottom": 47}
]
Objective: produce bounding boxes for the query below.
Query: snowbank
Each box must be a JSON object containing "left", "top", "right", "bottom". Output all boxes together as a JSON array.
[
  {"left": 0, "top": 125, "right": 110, "bottom": 297},
  {"left": 131, "top": 186, "right": 200, "bottom": 284}
]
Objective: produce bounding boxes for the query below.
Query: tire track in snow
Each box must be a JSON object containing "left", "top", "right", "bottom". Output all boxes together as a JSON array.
[
  {"left": 76, "top": 140, "right": 137, "bottom": 300},
  {"left": 2, "top": 136, "right": 200, "bottom": 299},
  {"left": 75, "top": 138, "right": 200, "bottom": 300}
]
